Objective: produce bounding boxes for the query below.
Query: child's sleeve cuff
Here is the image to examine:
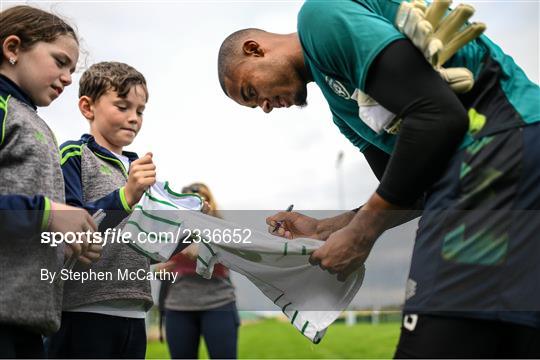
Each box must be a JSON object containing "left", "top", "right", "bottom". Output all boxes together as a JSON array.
[
  {"left": 40, "top": 197, "right": 52, "bottom": 231},
  {"left": 119, "top": 187, "right": 133, "bottom": 213}
]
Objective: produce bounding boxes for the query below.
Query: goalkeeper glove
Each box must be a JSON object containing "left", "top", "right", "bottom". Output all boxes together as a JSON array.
[
  {"left": 395, "top": 0, "right": 486, "bottom": 92},
  {"left": 353, "top": 0, "right": 486, "bottom": 135}
]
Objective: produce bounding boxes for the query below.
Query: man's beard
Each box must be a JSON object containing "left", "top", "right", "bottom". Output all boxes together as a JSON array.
[{"left": 294, "top": 85, "right": 308, "bottom": 107}]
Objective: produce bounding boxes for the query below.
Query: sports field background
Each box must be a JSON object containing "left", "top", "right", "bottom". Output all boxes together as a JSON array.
[{"left": 147, "top": 318, "right": 401, "bottom": 359}]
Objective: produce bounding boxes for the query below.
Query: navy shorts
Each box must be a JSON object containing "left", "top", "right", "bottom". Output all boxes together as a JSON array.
[{"left": 404, "top": 123, "right": 540, "bottom": 328}]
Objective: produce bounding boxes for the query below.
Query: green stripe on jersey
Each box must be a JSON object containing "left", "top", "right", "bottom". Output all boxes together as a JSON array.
[
  {"left": 134, "top": 205, "right": 182, "bottom": 227},
  {"left": 291, "top": 310, "right": 298, "bottom": 324},
  {"left": 60, "top": 144, "right": 82, "bottom": 155},
  {"left": 202, "top": 242, "right": 216, "bottom": 256},
  {"left": 40, "top": 197, "right": 52, "bottom": 231},
  {"left": 144, "top": 191, "right": 178, "bottom": 209},
  {"left": 93, "top": 151, "right": 128, "bottom": 178},
  {"left": 197, "top": 256, "right": 209, "bottom": 267},
  {"left": 0, "top": 95, "right": 10, "bottom": 146},
  {"left": 273, "top": 293, "right": 284, "bottom": 303},
  {"left": 119, "top": 187, "right": 133, "bottom": 213},
  {"left": 301, "top": 321, "right": 309, "bottom": 335},
  {"left": 163, "top": 181, "right": 203, "bottom": 204},
  {"left": 60, "top": 150, "right": 82, "bottom": 165}
]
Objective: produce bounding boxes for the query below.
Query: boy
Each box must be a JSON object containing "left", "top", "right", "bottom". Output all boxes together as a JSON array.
[{"left": 47, "top": 61, "right": 156, "bottom": 358}]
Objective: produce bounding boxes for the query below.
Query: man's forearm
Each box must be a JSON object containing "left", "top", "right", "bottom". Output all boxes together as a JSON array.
[
  {"left": 348, "top": 192, "right": 421, "bottom": 240},
  {"left": 314, "top": 193, "right": 422, "bottom": 241},
  {"left": 315, "top": 210, "right": 357, "bottom": 240},
  {"left": 384, "top": 196, "right": 424, "bottom": 229}
]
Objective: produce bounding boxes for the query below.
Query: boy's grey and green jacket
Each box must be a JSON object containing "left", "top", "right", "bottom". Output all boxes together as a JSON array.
[
  {"left": 60, "top": 134, "right": 153, "bottom": 310},
  {"left": 0, "top": 74, "right": 65, "bottom": 334}
]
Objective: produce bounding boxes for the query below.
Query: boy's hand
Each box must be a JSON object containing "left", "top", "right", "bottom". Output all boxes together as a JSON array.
[
  {"left": 64, "top": 242, "right": 103, "bottom": 265},
  {"left": 125, "top": 152, "right": 157, "bottom": 207},
  {"left": 49, "top": 202, "right": 97, "bottom": 259}
]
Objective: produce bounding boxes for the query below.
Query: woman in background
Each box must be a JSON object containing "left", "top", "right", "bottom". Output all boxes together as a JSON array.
[{"left": 164, "top": 183, "right": 239, "bottom": 359}]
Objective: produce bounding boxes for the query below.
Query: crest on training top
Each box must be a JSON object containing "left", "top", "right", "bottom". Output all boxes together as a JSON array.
[{"left": 324, "top": 76, "right": 351, "bottom": 100}]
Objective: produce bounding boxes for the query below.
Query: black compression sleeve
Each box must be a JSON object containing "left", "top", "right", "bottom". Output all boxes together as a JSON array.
[
  {"left": 364, "top": 39, "right": 469, "bottom": 206},
  {"left": 363, "top": 145, "right": 390, "bottom": 181}
]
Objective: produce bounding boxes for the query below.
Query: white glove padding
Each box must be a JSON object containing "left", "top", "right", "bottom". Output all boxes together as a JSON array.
[
  {"left": 395, "top": 0, "right": 486, "bottom": 93},
  {"left": 351, "top": 90, "right": 401, "bottom": 135}
]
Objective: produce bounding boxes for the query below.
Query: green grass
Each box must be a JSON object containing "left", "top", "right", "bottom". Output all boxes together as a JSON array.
[{"left": 147, "top": 319, "right": 400, "bottom": 359}]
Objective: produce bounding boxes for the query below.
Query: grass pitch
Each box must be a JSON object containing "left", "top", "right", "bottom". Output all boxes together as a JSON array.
[{"left": 147, "top": 318, "right": 400, "bottom": 359}]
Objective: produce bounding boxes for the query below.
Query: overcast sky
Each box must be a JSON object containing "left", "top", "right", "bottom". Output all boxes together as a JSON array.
[{"left": 4, "top": 0, "right": 538, "bottom": 211}]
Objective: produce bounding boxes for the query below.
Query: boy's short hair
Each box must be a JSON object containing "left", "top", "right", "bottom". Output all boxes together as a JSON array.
[{"left": 79, "top": 61, "right": 148, "bottom": 101}]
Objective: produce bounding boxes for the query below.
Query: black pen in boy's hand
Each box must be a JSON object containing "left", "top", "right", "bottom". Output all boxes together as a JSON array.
[{"left": 272, "top": 204, "right": 294, "bottom": 233}]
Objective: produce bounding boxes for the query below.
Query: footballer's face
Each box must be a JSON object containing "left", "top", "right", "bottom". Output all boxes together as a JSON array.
[{"left": 224, "top": 54, "right": 308, "bottom": 113}]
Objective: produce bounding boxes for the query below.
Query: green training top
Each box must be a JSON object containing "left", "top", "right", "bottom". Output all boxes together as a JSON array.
[{"left": 297, "top": 0, "right": 540, "bottom": 154}]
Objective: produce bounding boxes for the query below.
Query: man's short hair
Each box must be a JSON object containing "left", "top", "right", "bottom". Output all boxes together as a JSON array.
[
  {"left": 79, "top": 61, "right": 148, "bottom": 101},
  {"left": 217, "top": 28, "right": 265, "bottom": 95}
]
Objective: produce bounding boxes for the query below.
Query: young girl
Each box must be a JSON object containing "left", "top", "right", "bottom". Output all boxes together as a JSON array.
[{"left": 0, "top": 5, "right": 101, "bottom": 358}]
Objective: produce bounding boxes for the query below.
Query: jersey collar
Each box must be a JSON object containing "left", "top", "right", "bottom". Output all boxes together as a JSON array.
[
  {"left": 81, "top": 133, "right": 139, "bottom": 163},
  {"left": 0, "top": 74, "right": 37, "bottom": 110}
]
